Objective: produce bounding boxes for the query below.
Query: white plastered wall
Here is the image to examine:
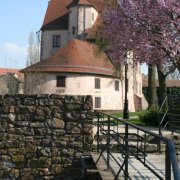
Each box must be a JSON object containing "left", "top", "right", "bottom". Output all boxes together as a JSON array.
[
  {"left": 24, "top": 72, "right": 137, "bottom": 111},
  {"left": 68, "top": 6, "right": 78, "bottom": 40},
  {"left": 41, "top": 30, "right": 69, "bottom": 60},
  {"left": 77, "top": 6, "right": 98, "bottom": 39}
]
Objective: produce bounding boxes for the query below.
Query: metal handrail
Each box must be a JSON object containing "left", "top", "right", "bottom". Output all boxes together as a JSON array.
[
  {"left": 158, "top": 95, "right": 180, "bottom": 135},
  {"left": 93, "top": 111, "right": 180, "bottom": 180}
]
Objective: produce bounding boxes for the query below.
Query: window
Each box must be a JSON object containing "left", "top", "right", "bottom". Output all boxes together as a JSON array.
[
  {"left": 95, "top": 78, "right": 100, "bottom": 89},
  {"left": 57, "top": 76, "right": 65, "bottom": 87},
  {"left": 92, "top": 13, "right": 94, "bottom": 21},
  {"left": 72, "top": 26, "right": 75, "bottom": 35},
  {"left": 53, "top": 35, "right": 61, "bottom": 47},
  {"left": 95, "top": 97, "right": 101, "bottom": 108},
  {"left": 115, "top": 80, "right": 119, "bottom": 91}
]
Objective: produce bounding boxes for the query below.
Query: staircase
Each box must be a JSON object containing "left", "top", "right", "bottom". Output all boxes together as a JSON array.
[
  {"left": 159, "top": 95, "right": 180, "bottom": 135},
  {"left": 158, "top": 95, "right": 180, "bottom": 160},
  {"left": 70, "top": 152, "right": 102, "bottom": 180}
]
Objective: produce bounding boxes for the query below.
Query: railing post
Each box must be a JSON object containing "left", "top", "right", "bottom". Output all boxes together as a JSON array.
[
  {"left": 165, "top": 143, "right": 171, "bottom": 180},
  {"left": 107, "top": 116, "right": 110, "bottom": 170},
  {"left": 124, "top": 123, "right": 129, "bottom": 179},
  {"left": 97, "top": 112, "right": 100, "bottom": 153}
]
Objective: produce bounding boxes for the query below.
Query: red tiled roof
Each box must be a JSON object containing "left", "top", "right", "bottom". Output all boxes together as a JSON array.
[
  {"left": 22, "top": 39, "right": 115, "bottom": 77},
  {"left": 42, "top": 0, "right": 73, "bottom": 29},
  {"left": 143, "top": 78, "right": 180, "bottom": 88},
  {"left": 88, "top": 0, "right": 104, "bottom": 12},
  {"left": 42, "top": 0, "right": 104, "bottom": 29},
  {"left": 0, "top": 68, "right": 24, "bottom": 80},
  {"left": 68, "top": 0, "right": 92, "bottom": 8}
]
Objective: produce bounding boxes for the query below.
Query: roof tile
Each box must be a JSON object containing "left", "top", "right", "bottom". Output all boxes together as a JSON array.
[
  {"left": 0, "top": 68, "right": 24, "bottom": 80},
  {"left": 22, "top": 39, "right": 115, "bottom": 77},
  {"left": 42, "top": 0, "right": 104, "bottom": 29}
]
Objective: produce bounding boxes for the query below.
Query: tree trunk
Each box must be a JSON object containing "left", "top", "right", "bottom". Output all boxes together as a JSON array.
[
  {"left": 157, "top": 64, "right": 168, "bottom": 109},
  {"left": 148, "top": 64, "right": 158, "bottom": 109}
]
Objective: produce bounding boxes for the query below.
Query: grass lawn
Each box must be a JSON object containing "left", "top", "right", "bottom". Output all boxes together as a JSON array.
[
  {"left": 110, "top": 110, "right": 150, "bottom": 126},
  {"left": 111, "top": 117, "right": 146, "bottom": 126},
  {"left": 111, "top": 110, "right": 147, "bottom": 118},
  {"left": 96, "top": 110, "right": 159, "bottom": 127}
]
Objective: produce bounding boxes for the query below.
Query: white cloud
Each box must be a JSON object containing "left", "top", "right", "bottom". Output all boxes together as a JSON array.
[
  {"left": 0, "top": 42, "right": 27, "bottom": 69},
  {"left": 4, "top": 42, "right": 26, "bottom": 55}
]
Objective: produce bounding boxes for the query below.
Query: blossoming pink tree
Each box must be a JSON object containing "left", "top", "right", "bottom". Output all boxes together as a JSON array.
[
  {"left": 101, "top": 0, "right": 180, "bottom": 107},
  {"left": 102, "top": 0, "right": 179, "bottom": 70}
]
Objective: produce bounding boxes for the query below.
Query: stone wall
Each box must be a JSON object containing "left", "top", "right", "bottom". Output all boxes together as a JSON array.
[{"left": 0, "top": 94, "right": 93, "bottom": 179}]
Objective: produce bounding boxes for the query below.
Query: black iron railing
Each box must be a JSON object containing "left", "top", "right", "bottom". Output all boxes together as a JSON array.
[
  {"left": 158, "top": 95, "right": 180, "bottom": 135},
  {"left": 91, "top": 111, "right": 180, "bottom": 180}
]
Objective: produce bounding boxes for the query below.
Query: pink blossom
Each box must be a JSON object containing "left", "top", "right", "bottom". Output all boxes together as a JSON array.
[{"left": 101, "top": 0, "right": 180, "bottom": 71}]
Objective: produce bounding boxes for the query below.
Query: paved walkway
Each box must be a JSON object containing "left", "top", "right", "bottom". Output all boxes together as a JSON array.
[
  {"left": 91, "top": 121, "right": 180, "bottom": 179},
  {"left": 91, "top": 152, "right": 180, "bottom": 180}
]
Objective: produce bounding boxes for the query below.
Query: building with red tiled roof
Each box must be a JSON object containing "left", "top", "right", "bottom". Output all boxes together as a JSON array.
[
  {"left": 0, "top": 68, "right": 24, "bottom": 95},
  {"left": 23, "top": 39, "right": 114, "bottom": 76},
  {"left": 40, "top": 0, "right": 103, "bottom": 60},
  {"left": 143, "top": 77, "right": 180, "bottom": 103},
  {"left": 0, "top": 68, "right": 24, "bottom": 79},
  {"left": 23, "top": 0, "right": 143, "bottom": 112}
]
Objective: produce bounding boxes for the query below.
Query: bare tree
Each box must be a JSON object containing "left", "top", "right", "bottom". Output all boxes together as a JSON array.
[{"left": 26, "top": 31, "right": 40, "bottom": 66}]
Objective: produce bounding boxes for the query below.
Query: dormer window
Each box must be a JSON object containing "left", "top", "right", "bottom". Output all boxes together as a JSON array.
[{"left": 53, "top": 35, "right": 61, "bottom": 48}]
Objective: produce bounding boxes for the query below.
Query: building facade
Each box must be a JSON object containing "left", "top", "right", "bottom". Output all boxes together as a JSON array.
[
  {"left": 0, "top": 69, "right": 24, "bottom": 95},
  {"left": 23, "top": 0, "right": 142, "bottom": 112}
]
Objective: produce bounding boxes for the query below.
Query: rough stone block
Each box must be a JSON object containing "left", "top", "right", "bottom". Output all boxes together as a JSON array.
[
  {"left": 66, "top": 122, "right": 82, "bottom": 134},
  {"left": 39, "top": 99, "right": 53, "bottom": 106},
  {"left": 53, "top": 99, "right": 64, "bottom": 107},
  {"left": 52, "top": 157, "right": 61, "bottom": 164},
  {"left": 30, "top": 122, "right": 45, "bottom": 128},
  {"left": 0, "top": 133, "right": 7, "bottom": 141},
  {"left": 8, "top": 148, "right": 26, "bottom": 155},
  {"left": 12, "top": 155, "right": 25, "bottom": 163},
  {"left": 23, "top": 98, "right": 36, "bottom": 106},
  {"left": 52, "top": 164, "right": 62, "bottom": 174},
  {"left": 10, "top": 169, "right": 20, "bottom": 178},
  {"left": 65, "top": 110, "right": 81, "bottom": 121},
  {"left": 48, "top": 118, "right": 65, "bottom": 129},
  {"left": 0, "top": 94, "right": 93, "bottom": 179}
]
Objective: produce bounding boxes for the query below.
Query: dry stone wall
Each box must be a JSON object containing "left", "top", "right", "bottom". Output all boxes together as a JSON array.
[{"left": 0, "top": 94, "right": 93, "bottom": 179}]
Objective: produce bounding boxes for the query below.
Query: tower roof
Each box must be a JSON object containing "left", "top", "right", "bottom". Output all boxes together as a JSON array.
[
  {"left": 42, "top": 0, "right": 104, "bottom": 29},
  {"left": 67, "top": 0, "right": 92, "bottom": 8},
  {"left": 22, "top": 39, "right": 115, "bottom": 77}
]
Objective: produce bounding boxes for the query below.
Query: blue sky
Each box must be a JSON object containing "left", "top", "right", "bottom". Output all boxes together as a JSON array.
[
  {"left": 0, "top": 0, "right": 148, "bottom": 74},
  {"left": 0, "top": 0, "right": 49, "bottom": 69}
]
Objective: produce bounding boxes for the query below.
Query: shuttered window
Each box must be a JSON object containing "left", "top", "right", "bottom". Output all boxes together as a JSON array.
[
  {"left": 95, "top": 97, "right": 101, "bottom": 108},
  {"left": 95, "top": 78, "right": 100, "bottom": 89},
  {"left": 115, "top": 80, "right": 119, "bottom": 91}
]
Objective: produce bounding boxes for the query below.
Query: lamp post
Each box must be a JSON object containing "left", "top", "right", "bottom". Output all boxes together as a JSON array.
[{"left": 123, "top": 55, "right": 129, "bottom": 119}]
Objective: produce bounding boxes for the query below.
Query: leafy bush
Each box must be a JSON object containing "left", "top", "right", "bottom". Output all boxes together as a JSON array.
[{"left": 139, "top": 109, "right": 159, "bottom": 126}]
